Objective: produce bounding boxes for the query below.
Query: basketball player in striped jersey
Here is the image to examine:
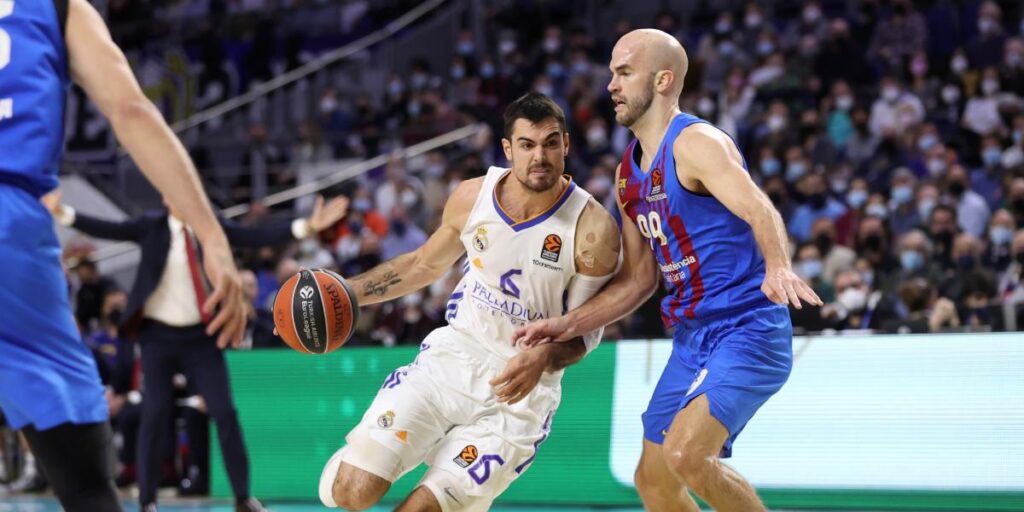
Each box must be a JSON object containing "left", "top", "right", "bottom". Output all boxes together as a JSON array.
[
  {"left": 0, "top": 0, "right": 247, "bottom": 510},
  {"left": 316, "top": 92, "right": 620, "bottom": 511},
  {"left": 516, "top": 30, "right": 823, "bottom": 511}
]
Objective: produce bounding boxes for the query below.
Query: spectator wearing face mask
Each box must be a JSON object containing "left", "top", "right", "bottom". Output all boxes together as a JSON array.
[
  {"left": 869, "top": 76, "right": 925, "bottom": 139},
  {"left": 945, "top": 165, "right": 991, "bottom": 237},
  {"left": 967, "top": 1, "right": 1007, "bottom": 71},
  {"left": 1000, "top": 114, "right": 1024, "bottom": 168},
  {"left": 1000, "top": 37, "right": 1024, "bottom": 95},
  {"left": 380, "top": 208, "right": 428, "bottom": 261},
  {"left": 793, "top": 243, "right": 833, "bottom": 301},
  {"left": 984, "top": 208, "right": 1017, "bottom": 272},
  {"left": 762, "top": 175, "right": 794, "bottom": 222},
  {"left": 972, "top": 135, "right": 1006, "bottom": 209},
  {"left": 963, "top": 67, "right": 1005, "bottom": 136},
  {"left": 790, "top": 173, "right": 848, "bottom": 242},
  {"left": 856, "top": 216, "right": 900, "bottom": 285},
  {"left": 821, "top": 270, "right": 885, "bottom": 330},
  {"left": 810, "top": 217, "right": 856, "bottom": 284},
  {"left": 836, "top": 177, "right": 870, "bottom": 246},
  {"left": 889, "top": 168, "right": 921, "bottom": 236},
  {"left": 959, "top": 269, "right": 1002, "bottom": 329},
  {"left": 845, "top": 106, "right": 880, "bottom": 167},
  {"left": 941, "top": 233, "right": 985, "bottom": 300},
  {"left": 928, "top": 204, "right": 961, "bottom": 269},
  {"left": 930, "top": 82, "right": 965, "bottom": 141},
  {"left": 868, "top": 0, "right": 927, "bottom": 66},
  {"left": 892, "top": 229, "right": 946, "bottom": 296}
]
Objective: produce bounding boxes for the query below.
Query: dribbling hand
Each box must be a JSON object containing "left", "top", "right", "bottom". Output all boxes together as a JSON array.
[
  {"left": 199, "top": 239, "right": 248, "bottom": 349},
  {"left": 761, "top": 267, "right": 823, "bottom": 310},
  {"left": 490, "top": 348, "right": 548, "bottom": 405}
]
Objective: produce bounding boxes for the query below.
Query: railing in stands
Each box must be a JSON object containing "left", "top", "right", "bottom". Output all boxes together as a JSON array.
[{"left": 89, "top": 122, "right": 488, "bottom": 262}]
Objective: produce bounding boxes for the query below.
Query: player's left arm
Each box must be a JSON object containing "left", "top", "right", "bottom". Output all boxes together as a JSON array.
[
  {"left": 675, "top": 124, "right": 822, "bottom": 309},
  {"left": 492, "top": 199, "right": 621, "bottom": 404}
]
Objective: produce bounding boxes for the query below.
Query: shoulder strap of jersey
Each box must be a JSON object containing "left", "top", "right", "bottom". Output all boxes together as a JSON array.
[
  {"left": 615, "top": 140, "right": 637, "bottom": 210},
  {"left": 52, "top": 0, "right": 68, "bottom": 37}
]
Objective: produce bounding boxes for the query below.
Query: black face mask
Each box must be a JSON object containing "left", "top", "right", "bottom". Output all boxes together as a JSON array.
[
  {"left": 956, "top": 255, "right": 976, "bottom": 270},
  {"left": 948, "top": 181, "right": 966, "bottom": 196},
  {"left": 814, "top": 233, "right": 834, "bottom": 254},
  {"left": 934, "top": 231, "right": 954, "bottom": 248},
  {"left": 390, "top": 219, "right": 407, "bottom": 237},
  {"left": 1016, "top": 252, "right": 1024, "bottom": 266},
  {"left": 968, "top": 307, "right": 991, "bottom": 324},
  {"left": 864, "top": 233, "right": 883, "bottom": 252},
  {"left": 809, "top": 193, "right": 827, "bottom": 209},
  {"left": 106, "top": 308, "right": 124, "bottom": 326},
  {"left": 1013, "top": 198, "right": 1024, "bottom": 213},
  {"left": 767, "top": 191, "right": 784, "bottom": 206}
]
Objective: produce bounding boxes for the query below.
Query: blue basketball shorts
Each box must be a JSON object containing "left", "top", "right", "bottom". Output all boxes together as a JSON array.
[
  {"left": 0, "top": 184, "right": 107, "bottom": 430},
  {"left": 642, "top": 303, "right": 792, "bottom": 457}
]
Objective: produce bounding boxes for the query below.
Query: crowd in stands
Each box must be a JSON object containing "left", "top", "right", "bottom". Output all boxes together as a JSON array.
[{"left": 74, "top": 0, "right": 1024, "bottom": 345}]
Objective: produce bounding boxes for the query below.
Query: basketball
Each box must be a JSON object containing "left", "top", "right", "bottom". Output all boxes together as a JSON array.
[{"left": 273, "top": 269, "right": 359, "bottom": 354}]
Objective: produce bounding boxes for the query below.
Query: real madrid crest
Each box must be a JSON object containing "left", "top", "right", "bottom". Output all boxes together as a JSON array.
[
  {"left": 377, "top": 410, "right": 395, "bottom": 428},
  {"left": 472, "top": 227, "right": 488, "bottom": 252}
]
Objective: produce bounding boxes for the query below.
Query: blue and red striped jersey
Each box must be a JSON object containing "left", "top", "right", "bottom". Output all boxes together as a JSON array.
[{"left": 617, "top": 113, "right": 770, "bottom": 327}]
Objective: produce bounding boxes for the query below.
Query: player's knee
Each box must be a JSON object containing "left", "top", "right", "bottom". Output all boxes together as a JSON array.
[
  {"left": 331, "top": 481, "right": 382, "bottom": 511},
  {"left": 663, "top": 445, "right": 714, "bottom": 487}
]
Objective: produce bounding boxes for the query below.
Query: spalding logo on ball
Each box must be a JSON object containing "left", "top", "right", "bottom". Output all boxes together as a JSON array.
[{"left": 273, "top": 269, "right": 359, "bottom": 354}]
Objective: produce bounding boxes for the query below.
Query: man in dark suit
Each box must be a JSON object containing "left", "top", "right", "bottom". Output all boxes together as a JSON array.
[{"left": 45, "top": 193, "right": 348, "bottom": 512}]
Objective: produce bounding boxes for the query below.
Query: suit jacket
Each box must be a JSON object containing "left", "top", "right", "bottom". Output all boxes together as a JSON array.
[{"left": 72, "top": 210, "right": 296, "bottom": 334}]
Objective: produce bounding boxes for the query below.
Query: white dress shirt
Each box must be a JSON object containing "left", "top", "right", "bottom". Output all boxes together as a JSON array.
[{"left": 145, "top": 216, "right": 204, "bottom": 326}]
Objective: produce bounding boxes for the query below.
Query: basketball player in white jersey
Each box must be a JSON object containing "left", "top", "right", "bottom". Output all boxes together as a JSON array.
[{"left": 317, "top": 92, "right": 621, "bottom": 511}]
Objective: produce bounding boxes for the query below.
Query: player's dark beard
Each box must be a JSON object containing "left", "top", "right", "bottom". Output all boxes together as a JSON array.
[
  {"left": 515, "top": 164, "right": 558, "bottom": 193},
  {"left": 617, "top": 76, "right": 655, "bottom": 127}
]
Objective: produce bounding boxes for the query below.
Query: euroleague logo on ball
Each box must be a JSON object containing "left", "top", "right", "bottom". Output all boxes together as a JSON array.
[{"left": 299, "top": 285, "right": 315, "bottom": 300}]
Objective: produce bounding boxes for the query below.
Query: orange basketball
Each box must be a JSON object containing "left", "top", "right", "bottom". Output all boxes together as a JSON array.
[{"left": 273, "top": 269, "right": 359, "bottom": 354}]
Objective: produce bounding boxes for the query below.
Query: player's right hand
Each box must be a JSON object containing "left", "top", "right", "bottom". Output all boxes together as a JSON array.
[
  {"left": 512, "top": 315, "right": 572, "bottom": 348},
  {"left": 199, "top": 238, "right": 248, "bottom": 349}
]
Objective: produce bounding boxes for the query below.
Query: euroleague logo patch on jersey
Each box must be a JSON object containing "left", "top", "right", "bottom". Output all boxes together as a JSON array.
[
  {"left": 453, "top": 444, "right": 478, "bottom": 468},
  {"left": 541, "top": 234, "right": 562, "bottom": 262},
  {"left": 618, "top": 178, "right": 628, "bottom": 196},
  {"left": 647, "top": 168, "right": 667, "bottom": 202}
]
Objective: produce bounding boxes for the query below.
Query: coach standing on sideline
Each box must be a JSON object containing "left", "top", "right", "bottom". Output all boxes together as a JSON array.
[{"left": 44, "top": 193, "right": 348, "bottom": 512}]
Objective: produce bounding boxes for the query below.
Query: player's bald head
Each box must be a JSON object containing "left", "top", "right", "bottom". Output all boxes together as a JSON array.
[{"left": 612, "top": 29, "right": 688, "bottom": 97}]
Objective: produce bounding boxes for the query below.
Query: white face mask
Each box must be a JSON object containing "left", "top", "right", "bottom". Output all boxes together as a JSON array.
[
  {"left": 836, "top": 95, "right": 854, "bottom": 111},
  {"left": 982, "top": 79, "right": 1000, "bottom": 96},
  {"left": 838, "top": 287, "right": 868, "bottom": 312},
  {"left": 951, "top": 55, "right": 968, "bottom": 74},
  {"left": 941, "top": 85, "right": 961, "bottom": 104},
  {"left": 882, "top": 86, "right": 900, "bottom": 102}
]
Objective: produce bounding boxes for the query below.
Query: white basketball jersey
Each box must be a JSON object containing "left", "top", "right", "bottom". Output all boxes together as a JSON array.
[{"left": 446, "top": 166, "right": 592, "bottom": 360}]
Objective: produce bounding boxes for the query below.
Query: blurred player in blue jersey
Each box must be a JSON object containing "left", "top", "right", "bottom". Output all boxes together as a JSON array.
[
  {"left": 516, "top": 29, "right": 822, "bottom": 511},
  {"left": 0, "top": 0, "right": 247, "bottom": 510}
]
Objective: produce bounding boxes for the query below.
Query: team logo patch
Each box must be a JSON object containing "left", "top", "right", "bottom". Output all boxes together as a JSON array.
[
  {"left": 377, "top": 410, "right": 395, "bottom": 428},
  {"left": 646, "top": 168, "right": 667, "bottom": 202},
  {"left": 453, "top": 445, "right": 478, "bottom": 468},
  {"left": 472, "top": 227, "right": 488, "bottom": 252},
  {"left": 541, "top": 234, "right": 562, "bottom": 262},
  {"left": 618, "top": 178, "right": 627, "bottom": 195}
]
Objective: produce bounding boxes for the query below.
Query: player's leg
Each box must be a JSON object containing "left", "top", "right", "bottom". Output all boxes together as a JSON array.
[
  {"left": 0, "top": 187, "right": 119, "bottom": 510},
  {"left": 662, "top": 395, "right": 764, "bottom": 511},
  {"left": 634, "top": 439, "right": 700, "bottom": 512},
  {"left": 320, "top": 344, "right": 450, "bottom": 509},
  {"left": 661, "top": 305, "right": 793, "bottom": 512},
  {"left": 394, "top": 485, "right": 442, "bottom": 512},
  {"left": 413, "top": 384, "right": 559, "bottom": 512},
  {"left": 635, "top": 340, "right": 703, "bottom": 512},
  {"left": 22, "top": 421, "right": 121, "bottom": 512}
]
